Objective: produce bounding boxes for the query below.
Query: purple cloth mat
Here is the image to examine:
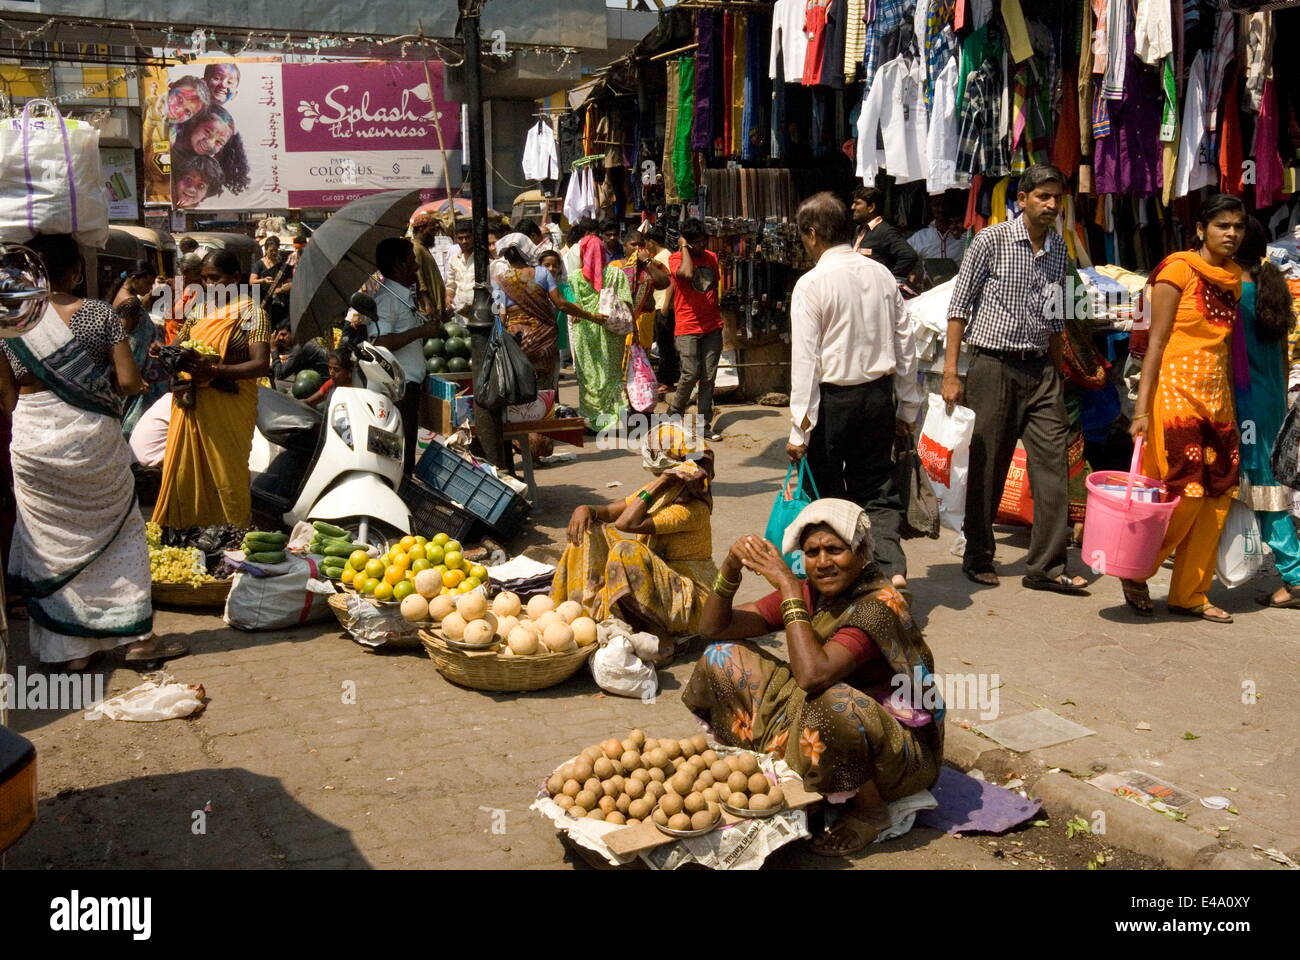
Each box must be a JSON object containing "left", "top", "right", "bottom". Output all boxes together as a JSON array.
[{"left": 916, "top": 767, "right": 1043, "bottom": 835}]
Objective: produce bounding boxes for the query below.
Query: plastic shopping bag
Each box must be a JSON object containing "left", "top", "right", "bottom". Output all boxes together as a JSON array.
[
  {"left": 590, "top": 634, "right": 658, "bottom": 699},
  {"left": 764, "top": 459, "right": 820, "bottom": 577},
  {"left": 0, "top": 99, "right": 109, "bottom": 247},
  {"left": 1269, "top": 402, "right": 1300, "bottom": 489},
  {"left": 917, "top": 394, "right": 976, "bottom": 533},
  {"left": 596, "top": 286, "right": 635, "bottom": 336},
  {"left": 223, "top": 554, "right": 336, "bottom": 631},
  {"left": 625, "top": 342, "right": 657, "bottom": 413},
  {"left": 478, "top": 318, "right": 538, "bottom": 411},
  {"left": 1216, "top": 496, "right": 1270, "bottom": 588}
]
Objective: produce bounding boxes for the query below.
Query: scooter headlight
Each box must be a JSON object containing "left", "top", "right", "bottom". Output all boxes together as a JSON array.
[{"left": 330, "top": 403, "right": 353, "bottom": 449}]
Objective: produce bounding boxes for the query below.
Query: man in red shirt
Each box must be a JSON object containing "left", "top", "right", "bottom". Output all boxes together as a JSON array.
[{"left": 667, "top": 218, "right": 724, "bottom": 442}]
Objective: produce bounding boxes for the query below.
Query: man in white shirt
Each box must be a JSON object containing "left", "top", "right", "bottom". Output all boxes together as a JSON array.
[
  {"left": 787, "top": 192, "right": 921, "bottom": 590},
  {"left": 908, "top": 192, "right": 968, "bottom": 268},
  {"left": 371, "top": 237, "right": 442, "bottom": 475},
  {"left": 444, "top": 220, "right": 477, "bottom": 319}
]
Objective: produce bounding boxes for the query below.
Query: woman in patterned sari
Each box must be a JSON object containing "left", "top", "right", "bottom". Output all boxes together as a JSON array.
[
  {"left": 615, "top": 231, "right": 671, "bottom": 352},
  {"left": 568, "top": 220, "right": 632, "bottom": 431},
  {"left": 552, "top": 423, "right": 716, "bottom": 641},
  {"left": 0, "top": 234, "right": 185, "bottom": 669},
  {"left": 152, "top": 249, "right": 270, "bottom": 529},
  {"left": 1123, "top": 195, "right": 1245, "bottom": 622},
  {"left": 112, "top": 259, "right": 167, "bottom": 438},
  {"left": 684, "top": 499, "right": 943, "bottom": 857}
]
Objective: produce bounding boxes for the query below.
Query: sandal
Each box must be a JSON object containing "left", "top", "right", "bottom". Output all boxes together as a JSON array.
[
  {"left": 1169, "top": 603, "right": 1234, "bottom": 624},
  {"left": 1120, "top": 579, "right": 1155, "bottom": 617},
  {"left": 123, "top": 637, "right": 190, "bottom": 664},
  {"left": 1021, "top": 574, "right": 1090, "bottom": 595},
  {"left": 810, "top": 809, "right": 890, "bottom": 857},
  {"left": 964, "top": 569, "right": 999, "bottom": 587},
  {"left": 1257, "top": 586, "right": 1300, "bottom": 609}
]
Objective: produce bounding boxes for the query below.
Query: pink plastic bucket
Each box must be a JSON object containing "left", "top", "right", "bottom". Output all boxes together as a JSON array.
[{"left": 1081, "top": 438, "right": 1181, "bottom": 579}]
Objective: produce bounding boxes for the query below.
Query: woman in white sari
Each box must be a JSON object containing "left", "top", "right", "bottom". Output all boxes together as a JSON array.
[{"left": 0, "top": 235, "right": 186, "bottom": 670}]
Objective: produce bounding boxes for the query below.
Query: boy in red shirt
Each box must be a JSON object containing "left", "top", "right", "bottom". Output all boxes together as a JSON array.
[{"left": 667, "top": 218, "right": 724, "bottom": 441}]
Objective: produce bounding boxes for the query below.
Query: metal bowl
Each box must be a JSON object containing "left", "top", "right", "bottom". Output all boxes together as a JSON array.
[
  {"left": 653, "top": 809, "right": 723, "bottom": 838},
  {"left": 720, "top": 797, "right": 787, "bottom": 819}
]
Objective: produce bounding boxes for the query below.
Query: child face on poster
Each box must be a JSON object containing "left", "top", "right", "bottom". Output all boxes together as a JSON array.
[
  {"left": 188, "top": 109, "right": 234, "bottom": 157},
  {"left": 174, "top": 157, "right": 221, "bottom": 209},
  {"left": 166, "top": 78, "right": 210, "bottom": 124},
  {"left": 204, "top": 64, "right": 240, "bottom": 106}
]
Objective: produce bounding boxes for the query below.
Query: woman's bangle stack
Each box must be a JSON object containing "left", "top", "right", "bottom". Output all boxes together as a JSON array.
[
  {"left": 781, "top": 597, "right": 811, "bottom": 627},
  {"left": 713, "top": 572, "right": 740, "bottom": 599}
]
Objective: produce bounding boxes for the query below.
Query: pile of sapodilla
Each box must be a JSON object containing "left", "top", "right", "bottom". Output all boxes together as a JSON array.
[
  {"left": 546, "top": 729, "right": 783, "bottom": 831},
  {"left": 414, "top": 589, "right": 599, "bottom": 656}
]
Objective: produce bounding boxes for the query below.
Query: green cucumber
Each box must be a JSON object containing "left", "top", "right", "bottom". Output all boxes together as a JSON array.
[
  {"left": 312, "top": 520, "right": 348, "bottom": 539},
  {"left": 247, "top": 551, "right": 287, "bottom": 564},
  {"left": 244, "top": 531, "right": 288, "bottom": 546},
  {"left": 322, "top": 543, "right": 358, "bottom": 558}
]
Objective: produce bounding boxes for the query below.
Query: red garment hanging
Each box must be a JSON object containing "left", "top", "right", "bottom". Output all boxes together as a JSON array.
[
  {"left": 720, "top": 12, "right": 734, "bottom": 154},
  {"left": 1219, "top": 78, "right": 1243, "bottom": 194},
  {"left": 965, "top": 173, "right": 986, "bottom": 231},
  {"left": 1051, "top": 60, "right": 1082, "bottom": 178}
]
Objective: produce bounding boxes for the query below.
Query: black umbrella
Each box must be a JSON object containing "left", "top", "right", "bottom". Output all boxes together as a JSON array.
[{"left": 288, "top": 188, "right": 424, "bottom": 343}]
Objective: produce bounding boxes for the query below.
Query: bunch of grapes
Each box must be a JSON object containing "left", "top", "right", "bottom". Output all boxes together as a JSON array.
[
  {"left": 179, "top": 339, "right": 219, "bottom": 356},
  {"left": 145, "top": 521, "right": 162, "bottom": 551},
  {"left": 149, "top": 545, "right": 212, "bottom": 586}
]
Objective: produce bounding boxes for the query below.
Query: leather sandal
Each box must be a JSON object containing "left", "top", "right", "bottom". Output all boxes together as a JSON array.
[
  {"left": 1257, "top": 586, "right": 1300, "bottom": 609},
  {"left": 964, "top": 569, "right": 999, "bottom": 587},
  {"left": 1168, "top": 603, "right": 1234, "bottom": 624},
  {"left": 1120, "top": 579, "right": 1155, "bottom": 617},
  {"left": 1021, "top": 574, "right": 1089, "bottom": 595}
]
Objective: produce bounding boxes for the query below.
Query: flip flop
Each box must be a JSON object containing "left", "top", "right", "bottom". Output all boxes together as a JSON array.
[
  {"left": 1021, "top": 575, "right": 1090, "bottom": 596},
  {"left": 1256, "top": 587, "right": 1300, "bottom": 609},
  {"left": 1168, "top": 604, "right": 1234, "bottom": 624},
  {"left": 123, "top": 638, "right": 190, "bottom": 664},
  {"left": 964, "top": 569, "right": 999, "bottom": 587},
  {"left": 1120, "top": 579, "right": 1155, "bottom": 617}
]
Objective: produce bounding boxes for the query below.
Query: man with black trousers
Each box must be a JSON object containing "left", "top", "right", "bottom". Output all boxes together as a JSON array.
[
  {"left": 786, "top": 192, "right": 920, "bottom": 592},
  {"left": 370, "top": 237, "right": 441, "bottom": 476},
  {"left": 942, "top": 163, "right": 1088, "bottom": 595}
]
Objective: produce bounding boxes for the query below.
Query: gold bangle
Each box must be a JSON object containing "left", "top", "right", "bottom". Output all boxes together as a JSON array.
[
  {"left": 779, "top": 597, "right": 808, "bottom": 610},
  {"left": 783, "top": 612, "right": 812, "bottom": 627},
  {"left": 713, "top": 574, "right": 739, "bottom": 598},
  {"left": 1131, "top": 413, "right": 1149, "bottom": 422}
]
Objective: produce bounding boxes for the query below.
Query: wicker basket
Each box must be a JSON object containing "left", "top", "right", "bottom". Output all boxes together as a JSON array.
[
  {"left": 419, "top": 629, "right": 596, "bottom": 692},
  {"left": 151, "top": 578, "right": 232, "bottom": 608},
  {"left": 326, "top": 591, "right": 424, "bottom": 648}
]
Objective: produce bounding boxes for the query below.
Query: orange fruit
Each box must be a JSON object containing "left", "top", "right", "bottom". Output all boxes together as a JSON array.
[
  {"left": 341, "top": 567, "right": 356, "bottom": 585},
  {"left": 444, "top": 550, "right": 463, "bottom": 570},
  {"left": 442, "top": 569, "right": 465, "bottom": 588},
  {"left": 349, "top": 549, "right": 370, "bottom": 571},
  {"left": 445, "top": 539, "right": 462, "bottom": 553},
  {"left": 364, "top": 558, "right": 385, "bottom": 580},
  {"left": 392, "top": 552, "right": 410, "bottom": 571},
  {"left": 469, "top": 564, "right": 489, "bottom": 581},
  {"left": 384, "top": 564, "right": 404, "bottom": 585},
  {"left": 425, "top": 545, "right": 445, "bottom": 565},
  {"left": 411, "top": 558, "right": 432, "bottom": 573},
  {"left": 431, "top": 533, "right": 449, "bottom": 546},
  {"left": 414, "top": 535, "right": 428, "bottom": 546},
  {"left": 399, "top": 535, "right": 417, "bottom": 552},
  {"left": 359, "top": 577, "right": 378, "bottom": 595},
  {"left": 393, "top": 580, "right": 415, "bottom": 601},
  {"left": 407, "top": 544, "right": 426, "bottom": 562},
  {"left": 374, "top": 581, "right": 394, "bottom": 601}
]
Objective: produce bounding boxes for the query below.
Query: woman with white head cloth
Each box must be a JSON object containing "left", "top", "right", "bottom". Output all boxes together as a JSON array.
[
  {"left": 684, "top": 498, "right": 943, "bottom": 857},
  {"left": 491, "top": 232, "right": 602, "bottom": 389}
]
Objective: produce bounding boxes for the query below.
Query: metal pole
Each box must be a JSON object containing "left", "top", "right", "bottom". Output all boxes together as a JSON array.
[{"left": 461, "top": 2, "right": 505, "bottom": 467}]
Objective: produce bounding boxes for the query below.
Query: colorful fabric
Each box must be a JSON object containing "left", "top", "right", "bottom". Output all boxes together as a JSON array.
[
  {"left": 1159, "top": 56, "right": 1177, "bottom": 142},
  {"left": 1140, "top": 252, "right": 1242, "bottom": 500},
  {"left": 152, "top": 296, "right": 266, "bottom": 528},
  {"left": 1141, "top": 493, "right": 1231, "bottom": 609},
  {"left": 692, "top": 12, "right": 717, "bottom": 152},
  {"left": 862, "top": 0, "right": 917, "bottom": 98},
  {"left": 9, "top": 389, "right": 151, "bottom": 663},
  {"left": 1093, "top": 34, "right": 1163, "bottom": 197},
  {"left": 955, "top": 55, "right": 1010, "bottom": 178},
  {"left": 742, "top": 10, "right": 766, "bottom": 161},
  {"left": 919, "top": 0, "right": 958, "bottom": 110},
  {"left": 682, "top": 574, "right": 942, "bottom": 798},
  {"left": 1235, "top": 279, "right": 1295, "bottom": 512},
  {"left": 496, "top": 267, "right": 559, "bottom": 387},
  {"left": 121, "top": 309, "right": 167, "bottom": 438},
  {"left": 730, "top": 12, "right": 746, "bottom": 156},
  {"left": 3, "top": 300, "right": 126, "bottom": 419},
  {"left": 673, "top": 58, "right": 697, "bottom": 200},
  {"left": 571, "top": 262, "right": 631, "bottom": 431},
  {"left": 663, "top": 60, "right": 681, "bottom": 202}
]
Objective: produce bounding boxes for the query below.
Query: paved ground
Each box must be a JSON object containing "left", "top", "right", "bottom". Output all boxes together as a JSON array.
[{"left": 3, "top": 383, "right": 1296, "bottom": 870}]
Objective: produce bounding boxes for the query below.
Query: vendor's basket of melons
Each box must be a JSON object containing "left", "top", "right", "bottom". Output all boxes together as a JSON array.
[{"left": 419, "top": 590, "right": 599, "bottom": 692}]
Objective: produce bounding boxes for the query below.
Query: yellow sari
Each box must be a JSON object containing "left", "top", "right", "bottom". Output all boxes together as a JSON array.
[{"left": 152, "top": 297, "right": 268, "bottom": 528}]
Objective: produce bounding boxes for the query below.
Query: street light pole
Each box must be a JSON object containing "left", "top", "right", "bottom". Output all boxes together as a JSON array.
[{"left": 460, "top": 0, "right": 505, "bottom": 467}]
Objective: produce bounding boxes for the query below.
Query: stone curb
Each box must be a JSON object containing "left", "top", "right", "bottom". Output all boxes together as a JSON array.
[{"left": 942, "top": 724, "right": 1286, "bottom": 870}]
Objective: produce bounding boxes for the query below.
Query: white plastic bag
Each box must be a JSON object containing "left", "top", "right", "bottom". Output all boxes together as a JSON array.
[
  {"left": 1216, "top": 498, "right": 1270, "bottom": 588},
  {"left": 223, "top": 554, "right": 336, "bottom": 631},
  {"left": 0, "top": 100, "right": 109, "bottom": 247},
  {"left": 917, "top": 394, "right": 976, "bottom": 533},
  {"left": 85, "top": 674, "right": 205, "bottom": 722},
  {"left": 590, "top": 635, "right": 658, "bottom": 699},
  {"left": 596, "top": 286, "right": 634, "bottom": 336}
]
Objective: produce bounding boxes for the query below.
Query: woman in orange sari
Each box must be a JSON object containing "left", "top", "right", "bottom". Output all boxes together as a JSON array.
[
  {"left": 152, "top": 250, "right": 270, "bottom": 529},
  {"left": 1122, "top": 195, "right": 1245, "bottom": 623}
]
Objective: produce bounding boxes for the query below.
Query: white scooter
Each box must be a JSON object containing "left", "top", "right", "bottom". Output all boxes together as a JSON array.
[{"left": 248, "top": 294, "right": 411, "bottom": 549}]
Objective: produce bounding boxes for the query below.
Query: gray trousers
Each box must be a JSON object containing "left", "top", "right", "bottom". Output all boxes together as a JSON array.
[
  {"left": 668, "top": 328, "right": 723, "bottom": 427},
  {"left": 961, "top": 350, "right": 1072, "bottom": 581}
]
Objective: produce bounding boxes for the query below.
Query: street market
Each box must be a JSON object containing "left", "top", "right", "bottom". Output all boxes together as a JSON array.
[{"left": 0, "top": 0, "right": 1296, "bottom": 916}]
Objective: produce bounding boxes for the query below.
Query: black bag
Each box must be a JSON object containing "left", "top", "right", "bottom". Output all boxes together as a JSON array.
[
  {"left": 896, "top": 435, "right": 941, "bottom": 540},
  {"left": 477, "top": 319, "right": 538, "bottom": 411},
  {"left": 1270, "top": 401, "right": 1300, "bottom": 489}
]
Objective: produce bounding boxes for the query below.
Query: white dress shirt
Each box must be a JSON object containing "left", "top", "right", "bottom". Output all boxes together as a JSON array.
[
  {"left": 769, "top": 0, "right": 808, "bottom": 83},
  {"left": 445, "top": 249, "right": 476, "bottom": 315},
  {"left": 856, "top": 55, "right": 929, "bottom": 185},
  {"left": 788, "top": 245, "right": 921, "bottom": 447},
  {"left": 522, "top": 120, "right": 559, "bottom": 181},
  {"left": 908, "top": 224, "right": 967, "bottom": 266},
  {"left": 373, "top": 279, "right": 427, "bottom": 385},
  {"left": 926, "top": 55, "right": 960, "bottom": 194}
]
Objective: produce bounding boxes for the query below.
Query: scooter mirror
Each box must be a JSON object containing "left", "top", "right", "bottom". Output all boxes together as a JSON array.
[{"left": 349, "top": 291, "right": 378, "bottom": 323}]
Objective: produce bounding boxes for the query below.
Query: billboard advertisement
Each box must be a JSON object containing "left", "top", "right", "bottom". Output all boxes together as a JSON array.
[
  {"left": 158, "top": 58, "right": 461, "bottom": 211},
  {"left": 100, "top": 147, "right": 139, "bottom": 220}
]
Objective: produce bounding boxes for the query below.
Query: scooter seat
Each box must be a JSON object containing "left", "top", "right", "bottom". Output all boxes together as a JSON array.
[{"left": 256, "top": 386, "right": 322, "bottom": 451}]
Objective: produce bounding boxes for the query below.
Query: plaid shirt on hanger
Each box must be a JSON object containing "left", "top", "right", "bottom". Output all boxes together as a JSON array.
[
  {"left": 956, "top": 56, "right": 1010, "bottom": 178},
  {"left": 862, "top": 0, "right": 916, "bottom": 95}
]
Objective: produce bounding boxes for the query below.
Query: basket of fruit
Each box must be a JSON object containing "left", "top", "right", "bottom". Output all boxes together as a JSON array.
[
  {"left": 418, "top": 592, "right": 598, "bottom": 692},
  {"left": 147, "top": 523, "right": 233, "bottom": 607}
]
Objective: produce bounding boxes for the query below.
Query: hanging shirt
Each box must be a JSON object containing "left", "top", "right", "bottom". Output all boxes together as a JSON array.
[
  {"left": 844, "top": 0, "right": 867, "bottom": 82},
  {"left": 914, "top": 0, "right": 958, "bottom": 109},
  {"left": 802, "top": 0, "right": 845, "bottom": 89},
  {"left": 1094, "top": 33, "right": 1163, "bottom": 197},
  {"left": 926, "top": 55, "right": 960, "bottom": 193},
  {"left": 521, "top": 120, "right": 559, "bottom": 181},
  {"left": 1174, "top": 51, "right": 1216, "bottom": 199},
  {"left": 908, "top": 224, "right": 967, "bottom": 265},
  {"left": 769, "top": 0, "right": 809, "bottom": 83},
  {"left": 862, "top": 0, "right": 917, "bottom": 98},
  {"left": 856, "top": 54, "right": 929, "bottom": 184},
  {"left": 955, "top": 55, "right": 1009, "bottom": 178},
  {"left": 1101, "top": 0, "right": 1128, "bottom": 98},
  {"left": 1134, "top": 0, "right": 1173, "bottom": 65},
  {"left": 1243, "top": 12, "right": 1274, "bottom": 114}
]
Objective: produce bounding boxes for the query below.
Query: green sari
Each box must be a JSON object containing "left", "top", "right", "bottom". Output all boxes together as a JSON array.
[{"left": 569, "top": 254, "right": 632, "bottom": 432}]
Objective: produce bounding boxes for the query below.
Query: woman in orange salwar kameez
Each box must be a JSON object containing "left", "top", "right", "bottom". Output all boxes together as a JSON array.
[
  {"left": 152, "top": 250, "right": 270, "bottom": 529},
  {"left": 1123, "top": 195, "right": 1245, "bottom": 623}
]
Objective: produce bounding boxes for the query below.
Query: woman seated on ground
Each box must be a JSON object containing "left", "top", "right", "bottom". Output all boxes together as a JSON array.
[
  {"left": 552, "top": 424, "right": 717, "bottom": 643},
  {"left": 684, "top": 499, "right": 943, "bottom": 857},
  {"left": 304, "top": 349, "right": 354, "bottom": 408}
]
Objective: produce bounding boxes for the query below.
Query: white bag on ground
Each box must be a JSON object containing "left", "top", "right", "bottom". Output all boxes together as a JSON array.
[
  {"left": 1216, "top": 497, "right": 1270, "bottom": 588},
  {"left": 85, "top": 674, "right": 205, "bottom": 722},
  {"left": 917, "top": 394, "right": 976, "bottom": 533},
  {"left": 590, "top": 635, "right": 658, "bottom": 699},
  {"left": 223, "top": 554, "right": 335, "bottom": 631},
  {"left": 0, "top": 100, "right": 109, "bottom": 247}
]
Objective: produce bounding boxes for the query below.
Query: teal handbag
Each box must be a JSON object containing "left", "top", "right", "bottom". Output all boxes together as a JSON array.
[{"left": 763, "top": 459, "right": 821, "bottom": 577}]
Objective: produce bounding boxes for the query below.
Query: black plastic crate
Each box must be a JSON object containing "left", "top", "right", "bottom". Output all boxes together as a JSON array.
[{"left": 398, "top": 477, "right": 477, "bottom": 542}]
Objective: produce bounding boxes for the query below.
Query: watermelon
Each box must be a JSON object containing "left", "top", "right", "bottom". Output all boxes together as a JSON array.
[
  {"left": 441, "top": 321, "right": 467, "bottom": 341},
  {"left": 292, "top": 369, "right": 323, "bottom": 399},
  {"left": 426, "top": 356, "right": 448, "bottom": 374},
  {"left": 445, "top": 336, "right": 471, "bottom": 359},
  {"left": 423, "top": 338, "right": 445, "bottom": 358},
  {"left": 446, "top": 356, "right": 470, "bottom": 373}
]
